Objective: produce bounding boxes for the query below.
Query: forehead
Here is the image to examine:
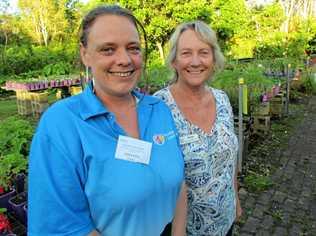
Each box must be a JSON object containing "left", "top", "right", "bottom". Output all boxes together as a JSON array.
[
  {"left": 87, "top": 14, "right": 140, "bottom": 46},
  {"left": 177, "top": 29, "right": 210, "bottom": 49}
]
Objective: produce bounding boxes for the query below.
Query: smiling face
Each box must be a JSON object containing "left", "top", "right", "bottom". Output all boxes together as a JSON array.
[
  {"left": 80, "top": 14, "right": 142, "bottom": 98},
  {"left": 172, "top": 29, "right": 214, "bottom": 88}
]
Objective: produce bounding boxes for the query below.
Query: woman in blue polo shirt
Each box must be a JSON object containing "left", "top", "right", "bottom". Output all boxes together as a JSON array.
[{"left": 28, "top": 5, "right": 184, "bottom": 236}]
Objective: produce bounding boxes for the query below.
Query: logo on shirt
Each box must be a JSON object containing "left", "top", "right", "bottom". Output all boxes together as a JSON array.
[
  {"left": 153, "top": 131, "right": 176, "bottom": 145},
  {"left": 153, "top": 135, "right": 165, "bottom": 145}
]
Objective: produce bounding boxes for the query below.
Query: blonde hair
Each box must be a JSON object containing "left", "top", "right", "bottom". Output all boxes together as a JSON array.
[{"left": 167, "top": 20, "right": 225, "bottom": 82}]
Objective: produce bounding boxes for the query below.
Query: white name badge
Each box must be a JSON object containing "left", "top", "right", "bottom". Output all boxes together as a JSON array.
[
  {"left": 115, "top": 135, "right": 152, "bottom": 165},
  {"left": 180, "top": 134, "right": 200, "bottom": 145}
]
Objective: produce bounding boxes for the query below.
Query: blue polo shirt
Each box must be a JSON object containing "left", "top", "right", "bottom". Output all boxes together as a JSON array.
[{"left": 28, "top": 84, "right": 184, "bottom": 236}]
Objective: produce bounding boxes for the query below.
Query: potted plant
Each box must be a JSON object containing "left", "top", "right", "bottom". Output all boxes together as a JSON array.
[
  {"left": 0, "top": 117, "right": 33, "bottom": 211},
  {"left": 0, "top": 187, "right": 15, "bottom": 211},
  {"left": 8, "top": 191, "right": 27, "bottom": 225},
  {"left": 0, "top": 154, "right": 27, "bottom": 208},
  {"left": 0, "top": 208, "right": 13, "bottom": 236}
]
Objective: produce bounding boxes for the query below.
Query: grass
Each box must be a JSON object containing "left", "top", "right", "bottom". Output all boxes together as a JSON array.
[
  {"left": 0, "top": 97, "right": 18, "bottom": 121},
  {"left": 0, "top": 90, "right": 58, "bottom": 124}
]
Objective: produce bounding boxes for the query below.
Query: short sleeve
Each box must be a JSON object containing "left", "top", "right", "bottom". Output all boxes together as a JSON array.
[
  {"left": 219, "top": 90, "right": 235, "bottom": 132},
  {"left": 28, "top": 132, "right": 94, "bottom": 236}
]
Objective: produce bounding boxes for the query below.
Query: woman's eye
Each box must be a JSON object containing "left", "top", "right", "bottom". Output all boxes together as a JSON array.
[
  {"left": 201, "top": 50, "right": 210, "bottom": 55},
  {"left": 181, "top": 51, "right": 190, "bottom": 56},
  {"left": 128, "top": 46, "right": 141, "bottom": 54},
  {"left": 100, "top": 48, "right": 114, "bottom": 55}
]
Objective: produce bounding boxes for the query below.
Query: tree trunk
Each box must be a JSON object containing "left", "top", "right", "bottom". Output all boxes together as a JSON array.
[
  {"left": 281, "top": 0, "right": 296, "bottom": 33},
  {"left": 156, "top": 41, "right": 165, "bottom": 65}
]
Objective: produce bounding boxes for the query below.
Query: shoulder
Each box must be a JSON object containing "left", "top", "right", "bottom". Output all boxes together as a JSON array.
[
  {"left": 153, "top": 87, "right": 169, "bottom": 99},
  {"left": 140, "top": 92, "right": 172, "bottom": 113},
  {"left": 153, "top": 87, "right": 173, "bottom": 106},
  {"left": 210, "top": 87, "right": 231, "bottom": 106},
  {"left": 36, "top": 95, "right": 82, "bottom": 136},
  {"left": 211, "top": 87, "right": 229, "bottom": 100}
]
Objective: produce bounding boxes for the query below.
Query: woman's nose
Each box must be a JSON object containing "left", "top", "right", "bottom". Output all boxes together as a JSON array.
[
  {"left": 117, "top": 49, "right": 132, "bottom": 66},
  {"left": 190, "top": 54, "right": 201, "bottom": 66}
]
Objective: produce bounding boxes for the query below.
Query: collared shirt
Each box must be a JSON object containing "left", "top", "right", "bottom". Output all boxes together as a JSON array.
[
  {"left": 28, "top": 83, "right": 184, "bottom": 236},
  {"left": 155, "top": 87, "right": 238, "bottom": 236}
]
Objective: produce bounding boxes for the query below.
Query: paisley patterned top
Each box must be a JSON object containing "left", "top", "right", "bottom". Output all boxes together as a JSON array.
[{"left": 155, "top": 87, "right": 238, "bottom": 236}]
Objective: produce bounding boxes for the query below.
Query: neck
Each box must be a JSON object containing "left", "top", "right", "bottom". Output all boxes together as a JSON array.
[
  {"left": 95, "top": 89, "right": 135, "bottom": 111},
  {"left": 172, "top": 81, "right": 208, "bottom": 101}
]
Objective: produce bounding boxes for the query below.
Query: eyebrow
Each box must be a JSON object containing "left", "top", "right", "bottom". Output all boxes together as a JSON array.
[
  {"left": 179, "top": 47, "right": 211, "bottom": 51},
  {"left": 95, "top": 41, "right": 140, "bottom": 49}
]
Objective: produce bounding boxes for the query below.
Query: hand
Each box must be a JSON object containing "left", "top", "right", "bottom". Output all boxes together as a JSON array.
[{"left": 235, "top": 197, "right": 242, "bottom": 222}]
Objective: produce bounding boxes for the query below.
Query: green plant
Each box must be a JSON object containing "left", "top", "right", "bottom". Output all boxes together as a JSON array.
[
  {"left": 270, "top": 209, "right": 283, "bottom": 221},
  {"left": 0, "top": 116, "right": 34, "bottom": 157},
  {"left": 0, "top": 207, "right": 11, "bottom": 234},
  {"left": 0, "top": 116, "right": 33, "bottom": 191},
  {"left": 0, "top": 154, "right": 28, "bottom": 191},
  {"left": 244, "top": 172, "right": 273, "bottom": 193}
]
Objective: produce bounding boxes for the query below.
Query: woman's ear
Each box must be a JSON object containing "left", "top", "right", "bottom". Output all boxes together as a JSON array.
[
  {"left": 80, "top": 43, "right": 90, "bottom": 67},
  {"left": 171, "top": 60, "right": 177, "bottom": 70}
]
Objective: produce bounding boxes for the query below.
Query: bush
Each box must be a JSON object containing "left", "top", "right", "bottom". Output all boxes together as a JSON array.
[
  {"left": 0, "top": 116, "right": 33, "bottom": 191},
  {"left": 0, "top": 44, "right": 79, "bottom": 77},
  {"left": 0, "top": 115, "right": 34, "bottom": 157}
]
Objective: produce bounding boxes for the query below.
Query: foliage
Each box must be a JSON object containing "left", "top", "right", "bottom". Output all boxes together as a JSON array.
[
  {"left": 0, "top": 0, "right": 314, "bottom": 90},
  {"left": 18, "top": 0, "right": 81, "bottom": 46},
  {"left": 0, "top": 207, "right": 11, "bottom": 234},
  {"left": 296, "top": 69, "right": 316, "bottom": 95},
  {"left": 0, "top": 154, "right": 28, "bottom": 192},
  {"left": 0, "top": 43, "right": 79, "bottom": 77},
  {"left": 244, "top": 172, "right": 273, "bottom": 192},
  {"left": 0, "top": 116, "right": 33, "bottom": 191},
  {"left": 210, "top": 61, "right": 278, "bottom": 112},
  {"left": 141, "top": 64, "right": 172, "bottom": 94}
]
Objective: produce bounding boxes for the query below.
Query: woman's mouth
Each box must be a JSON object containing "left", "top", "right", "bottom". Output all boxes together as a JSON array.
[
  {"left": 186, "top": 69, "right": 204, "bottom": 74},
  {"left": 109, "top": 70, "right": 135, "bottom": 77}
]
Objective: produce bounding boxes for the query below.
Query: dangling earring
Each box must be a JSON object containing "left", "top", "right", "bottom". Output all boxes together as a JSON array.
[{"left": 85, "top": 66, "right": 90, "bottom": 82}]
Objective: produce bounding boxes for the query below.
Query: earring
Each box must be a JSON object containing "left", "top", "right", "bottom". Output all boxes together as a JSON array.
[{"left": 85, "top": 66, "right": 90, "bottom": 82}]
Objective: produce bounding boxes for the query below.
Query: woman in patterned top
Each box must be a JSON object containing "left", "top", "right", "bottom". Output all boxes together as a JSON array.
[{"left": 155, "top": 21, "right": 242, "bottom": 236}]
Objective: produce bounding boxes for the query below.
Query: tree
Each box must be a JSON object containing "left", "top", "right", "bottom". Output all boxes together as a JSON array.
[
  {"left": 18, "top": 0, "right": 70, "bottom": 46},
  {"left": 279, "top": 0, "right": 316, "bottom": 33},
  {"left": 251, "top": 2, "right": 285, "bottom": 42}
]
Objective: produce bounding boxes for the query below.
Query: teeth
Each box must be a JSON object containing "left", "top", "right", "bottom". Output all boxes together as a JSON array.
[
  {"left": 110, "top": 71, "right": 133, "bottom": 77},
  {"left": 187, "top": 70, "right": 202, "bottom": 74}
]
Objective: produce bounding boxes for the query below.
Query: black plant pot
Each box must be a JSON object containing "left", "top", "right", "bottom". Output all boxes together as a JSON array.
[
  {"left": 14, "top": 174, "right": 26, "bottom": 194},
  {"left": 0, "top": 189, "right": 16, "bottom": 211},
  {"left": 23, "top": 204, "right": 27, "bottom": 226},
  {"left": 8, "top": 192, "right": 27, "bottom": 224}
]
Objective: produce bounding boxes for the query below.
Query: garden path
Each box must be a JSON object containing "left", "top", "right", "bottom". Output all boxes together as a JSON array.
[{"left": 235, "top": 95, "right": 316, "bottom": 236}]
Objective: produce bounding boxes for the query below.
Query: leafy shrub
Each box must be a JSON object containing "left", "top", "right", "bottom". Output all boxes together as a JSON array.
[
  {"left": 0, "top": 116, "right": 34, "bottom": 157},
  {"left": 0, "top": 116, "right": 33, "bottom": 191},
  {"left": 0, "top": 44, "right": 79, "bottom": 77},
  {"left": 210, "top": 61, "right": 277, "bottom": 113},
  {"left": 42, "top": 62, "right": 72, "bottom": 76}
]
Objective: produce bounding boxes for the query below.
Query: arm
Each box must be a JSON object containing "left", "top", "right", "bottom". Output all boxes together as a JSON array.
[
  {"left": 88, "top": 230, "right": 100, "bottom": 236},
  {"left": 28, "top": 133, "right": 95, "bottom": 235},
  {"left": 172, "top": 182, "right": 187, "bottom": 236},
  {"left": 223, "top": 91, "right": 242, "bottom": 221}
]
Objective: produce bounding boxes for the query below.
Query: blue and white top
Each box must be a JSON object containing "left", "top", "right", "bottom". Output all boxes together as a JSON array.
[{"left": 155, "top": 87, "right": 238, "bottom": 236}]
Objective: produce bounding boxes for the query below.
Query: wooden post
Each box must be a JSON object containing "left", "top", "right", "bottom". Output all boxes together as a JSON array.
[
  {"left": 238, "top": 78, "right": 244, "bottom": 173},
  {"left": 285, "top": 63, "right": 291, "bottom": 115}
]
